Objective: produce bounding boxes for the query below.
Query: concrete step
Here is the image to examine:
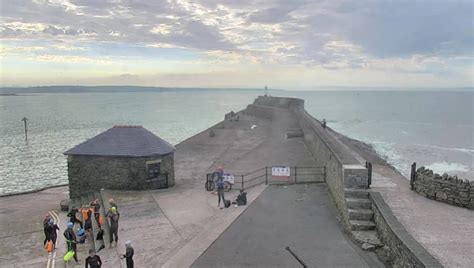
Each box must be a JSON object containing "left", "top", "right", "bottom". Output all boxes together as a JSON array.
[
  {"left": 350, "top": 220, "right": 376, "bottom": 231},
  {"left": 344, "top": 188, "right": 369, "bottom": 198},
  {"left": 348, "top": 208, "right": 374, "bottom": 221},
  {"left": 351, "top": 230, "right": 382, "bottom": 249},
  {"left": 346, "top": 198, "right": 372, "bottom": 209}
]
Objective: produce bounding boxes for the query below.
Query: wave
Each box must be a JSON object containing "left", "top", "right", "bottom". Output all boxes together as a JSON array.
[
  {"left": 425, "top": 162, "right": 469, "bottom": 174},
  {"left": 414, "top": 144, "right": 474, "bottom": 155}
]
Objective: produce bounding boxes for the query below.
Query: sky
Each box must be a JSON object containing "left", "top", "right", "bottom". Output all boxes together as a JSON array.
[{"left": 0, "top": 0, "right": 473, "bottom": 89}]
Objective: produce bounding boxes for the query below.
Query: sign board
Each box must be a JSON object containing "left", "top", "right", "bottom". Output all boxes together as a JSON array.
[{"left": 272, "top": 166, "right": 290, "bottom": 178}]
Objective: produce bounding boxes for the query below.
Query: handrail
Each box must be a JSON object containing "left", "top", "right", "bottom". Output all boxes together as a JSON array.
[{"left": 207, "top": 166, "right": 326, "bottom": 191}]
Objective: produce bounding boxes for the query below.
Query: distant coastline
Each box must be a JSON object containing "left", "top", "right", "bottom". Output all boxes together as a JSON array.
[
  {"left": 0, "top": 93, "right": 19, "bottom": 96},
  {"left": 0, "top": 85, "right": 472, "bottom": 94},
  {"left": 0, "top": 86, "right": 262, "bottom": 94}
]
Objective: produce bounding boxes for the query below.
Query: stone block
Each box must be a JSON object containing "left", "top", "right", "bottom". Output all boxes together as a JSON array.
[{"left": 435, "top": 191, "right": 448, "bottom": 200}]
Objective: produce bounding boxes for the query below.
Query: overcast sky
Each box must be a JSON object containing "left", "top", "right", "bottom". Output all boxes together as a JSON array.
[{"left": 1, "top": 0, "right": 473, "bottom": 89}]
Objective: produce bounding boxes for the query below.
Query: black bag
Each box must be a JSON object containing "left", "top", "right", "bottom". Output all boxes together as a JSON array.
[{"left": 224, "top": 199, "right": 231, "bottom": 208}]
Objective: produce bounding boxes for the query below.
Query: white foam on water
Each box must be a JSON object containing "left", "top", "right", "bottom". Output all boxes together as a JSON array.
[
  {"left": 414, "top": 144, "right": 474, "bottom": 155},
  {"left": 425, "top": 162, "right": 469, "bottom": 174}
]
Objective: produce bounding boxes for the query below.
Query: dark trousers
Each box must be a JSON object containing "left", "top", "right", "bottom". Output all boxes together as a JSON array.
[
  {"left": 51, "top": 234, "right": 57, "bottom": 246},
  {"left": 126, "top": 259, "right": 134, "bottom": 268},
  {"left": 66, "top": 242, "right": 78, "bottom": 262},
  {"left": 218, "top": 190, "right": 225, "bottom": 205},
  {"left": 94, "top": 212, "right": 100, "bottom": 227},
  {"left": 110, "top": 229, "right": 118, "bottom": 243},
  {"left": 43, "top": 230, "right": 51, "bottom": 246}
]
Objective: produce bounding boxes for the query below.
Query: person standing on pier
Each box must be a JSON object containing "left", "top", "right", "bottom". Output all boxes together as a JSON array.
[
  {"left": 43, "top": 214, "right": 52, "bottom": 246},
  {"left": 85, "top": 249, "right": 102, "bottom": 268},
  {"left": 91, "top": 199, "right": 101, "bottom": 226},
  {"left": 49, "top": 218, "right": 59, "bottom": 248},
  {"left": 216, "top": 179, "right": 225, "bottom": 208},
  {"left": 121, "top": 241, "right": 134, "bottom": 268},
  {"left": 63, "top": 222, "right": 79, "bottom": 263},
  {"left": 107, "top": 206, "right": 120, "bottom": 248},
  {"left": 67, "top": 207, "right": 83, "bottom": 228}
]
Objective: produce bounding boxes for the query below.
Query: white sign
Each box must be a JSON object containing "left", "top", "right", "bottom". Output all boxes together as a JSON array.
[{"left": 272, "top": 166, "right": 290, "bottom": 177}]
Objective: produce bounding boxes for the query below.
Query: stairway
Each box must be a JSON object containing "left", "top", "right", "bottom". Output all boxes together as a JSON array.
[{"left": 344, "top": 188, "right": 381, "bottom": 250}]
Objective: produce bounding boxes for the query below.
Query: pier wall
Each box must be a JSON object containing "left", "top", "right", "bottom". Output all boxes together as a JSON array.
[
  {"left": 252, "top": 96, "right": 368, "bottom": 226},
  {"left": 414, "top": 167, "right": 473, "bottom": 209}
]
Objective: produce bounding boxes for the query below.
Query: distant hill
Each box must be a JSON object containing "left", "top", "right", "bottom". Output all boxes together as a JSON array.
[{"left": 0, "top": 86, "right": 262, "bottom": 94}]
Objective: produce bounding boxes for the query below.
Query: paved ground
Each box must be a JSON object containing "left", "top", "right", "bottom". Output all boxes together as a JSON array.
[
  {"left": 371, "top": 165, "right": 474, "bottom": 268},
  {"left": 0, "top": 104, "right": 322, "bottom": 267},
  {"left": 193, "top": 184, "right": 382, "bottom": 268},
  {"left": 335, "top": 129, "right": 474, "bottom": 268}
]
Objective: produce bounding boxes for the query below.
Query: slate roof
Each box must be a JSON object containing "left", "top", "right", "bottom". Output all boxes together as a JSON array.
[{"left": 64, "top": 126, "right": 175, "bottom": 157}]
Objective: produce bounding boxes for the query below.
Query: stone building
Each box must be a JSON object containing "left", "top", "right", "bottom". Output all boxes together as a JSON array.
[{"left": 64, "top": 125, "right": 175, "bottom": 198}]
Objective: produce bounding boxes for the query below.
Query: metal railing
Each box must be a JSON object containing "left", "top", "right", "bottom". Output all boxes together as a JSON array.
[{"left": 207, "top": 166, "right": 326, "bottom": 191}]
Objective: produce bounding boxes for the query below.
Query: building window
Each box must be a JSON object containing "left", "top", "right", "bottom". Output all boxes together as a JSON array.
[{"left": 147, "top": 162, "right": 161, "bottom": 179}]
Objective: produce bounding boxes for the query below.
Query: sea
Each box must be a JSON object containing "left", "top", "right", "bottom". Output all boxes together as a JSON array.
[{"left": 1, "top": 89, "right": 473, "bottom": 195}]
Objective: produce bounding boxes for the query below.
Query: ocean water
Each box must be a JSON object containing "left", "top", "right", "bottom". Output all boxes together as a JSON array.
[{"left": 0, "top": 90, "right": 472, "bottom": 194}]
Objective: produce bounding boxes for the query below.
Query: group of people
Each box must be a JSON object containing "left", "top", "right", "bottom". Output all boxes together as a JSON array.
[{"left": 42, "top": 197, "right": 134, "bottom": 267}]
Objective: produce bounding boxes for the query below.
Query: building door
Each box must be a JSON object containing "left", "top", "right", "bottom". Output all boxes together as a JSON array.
[{"left": 146, "top": 162, "right": 168, "bottom": 188}]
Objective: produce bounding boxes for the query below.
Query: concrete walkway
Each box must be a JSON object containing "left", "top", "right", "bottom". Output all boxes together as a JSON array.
[
  {"left": 371, "top": 165, "right": 474, "bottom": 268},
  {"left": 335, "top": 127, "right": 474, "bottom": 267},
  {"left": 193, "top": 184, "right": 383, "bottom": 268},
  {"left": 0, "top": 105, "right": 323, "bottom": 267}
]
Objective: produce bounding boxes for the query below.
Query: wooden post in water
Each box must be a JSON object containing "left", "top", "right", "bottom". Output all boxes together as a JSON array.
[{"left": 21, "top": 117, "right": 28, "bottom": 141}]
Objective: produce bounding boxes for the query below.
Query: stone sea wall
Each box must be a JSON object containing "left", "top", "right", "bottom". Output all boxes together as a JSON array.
[
  {"left": 414, "top": 167, "right": 473, "bottom": 209},
  {"left": 370, "top": 192, "right": 442, "bottom": 268}
]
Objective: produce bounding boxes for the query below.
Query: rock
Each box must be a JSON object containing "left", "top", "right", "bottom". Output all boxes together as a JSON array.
[
  {"left": 362, "top": 242, "right": 376, "bottom": 251},
  {"left": 417, "top": 166, "right": 425, "bottom": 172},
  {"left": 435, "top": 191, "right": 448, "bottom": 200}
]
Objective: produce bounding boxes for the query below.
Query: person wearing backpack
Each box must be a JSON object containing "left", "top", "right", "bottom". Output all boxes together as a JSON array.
[
  {"left": 107, "top": 207, "right": 120, "bottom": 248},
  {"left": 63, "top": 222, "right": 79, "bottom": 263}
]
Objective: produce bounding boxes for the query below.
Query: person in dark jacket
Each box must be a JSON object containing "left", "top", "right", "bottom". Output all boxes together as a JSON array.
[
  {"left": 63, "top": 222, "right": 79, "bottom": 263},
  {"left": 85, "top": 249, "right": 102, "bottom": 268},
  {"left": 43, "top": 215, "right": 52, "bottom": 246},
  {"left": 49, "top": 219, "right": 60, "bottom": 248},
  {"left": 96, "top": 226, "right": 105, "bottom": 252},
  {"left": 236, "top": 190, "right": 247, "bottom": 206},
  {"left": 91, "top": 199, "right": 101, "bottom": 226},
  {"left": 107, "top": 207, "right": 120, "bottom": 248},
  {"left": 121, "top": 241, "right": 134, "bottom": 268},
  {"left": 67, "top": 207, "right": 83, "bottom": 228},
  {"left": 216, "top": 179, "right": 225, "bottom": 207}
]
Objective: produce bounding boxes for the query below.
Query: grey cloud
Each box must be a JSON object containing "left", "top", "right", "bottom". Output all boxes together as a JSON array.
[{"left": 1, "top": 0, "right": 472, "bottom": 68}]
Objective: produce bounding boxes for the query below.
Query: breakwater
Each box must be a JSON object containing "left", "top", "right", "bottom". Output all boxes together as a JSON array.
[{"left": 247, "top": 96, "right": 441, "bottom": 267}]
